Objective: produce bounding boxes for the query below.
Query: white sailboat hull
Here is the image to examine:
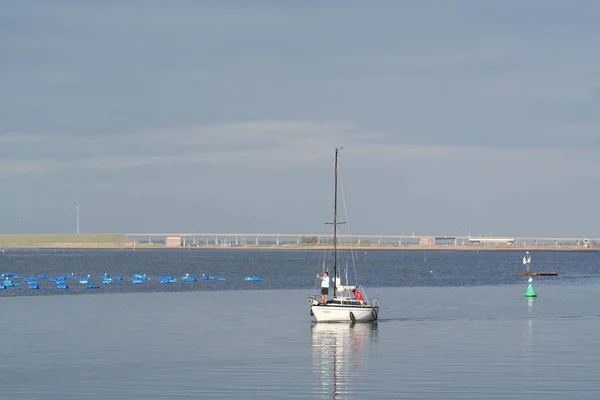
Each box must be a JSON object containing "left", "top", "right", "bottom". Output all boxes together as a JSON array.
[{"left": 310, "top": 302, "right": 378, "bottom": 323}]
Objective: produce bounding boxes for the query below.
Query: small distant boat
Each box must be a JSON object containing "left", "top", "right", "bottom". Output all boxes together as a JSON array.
[
  {"left": 517, "top": 271, "right": 558, "bottom": 276},
  {"left": 244, "top": 276, "right": 262, "bottom": 281},
  {"left": 517, "top": 251, "right": 558, "bottom": 276},
  {"left": 86, "top": 284, "right": 100, "bottom": 289},
  {"left": 160, "top": 276, "right": 177, "bottom": 283}
]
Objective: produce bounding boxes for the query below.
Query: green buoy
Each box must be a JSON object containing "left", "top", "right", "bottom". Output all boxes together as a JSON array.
[{"left": 525, "top": 277, "right": 537, "bottom": 297}]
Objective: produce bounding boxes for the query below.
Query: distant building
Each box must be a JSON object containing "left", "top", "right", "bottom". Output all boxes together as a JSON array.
[
  {"left": 419, "top": 237, "right": 435, "bottom": 246},
  {"left": 165, "top": 236, "right": 182, "bottom": 247},
  {"left": 469, "top": 238, "right": 515, "bottom": 247}
]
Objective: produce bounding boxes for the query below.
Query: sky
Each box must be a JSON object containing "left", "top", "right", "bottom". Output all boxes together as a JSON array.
[{"left": 1, "top": 0, "right": 599, "bottom": 237}]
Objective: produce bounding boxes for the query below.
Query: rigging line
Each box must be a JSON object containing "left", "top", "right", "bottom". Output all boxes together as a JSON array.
[
  {"left": 333, "top": 147, "right": 339, "bottom": 298},
  {"left": 337, "top": 162, "right": 360, "bottom": 286},
  {"left": 315, "top": 153, "right": 336, "bottom": 278}
]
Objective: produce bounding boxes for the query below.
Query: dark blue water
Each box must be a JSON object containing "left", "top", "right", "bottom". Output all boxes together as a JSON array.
[
  {"left": 2, "top": 249, "right": 600, "bottom": 399},
  {"left": 2, "top": 249, "right": 599, "bottom": 296}
]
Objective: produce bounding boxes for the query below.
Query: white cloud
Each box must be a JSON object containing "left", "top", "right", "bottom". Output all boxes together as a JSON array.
[
  {"left": 1, "top": 120, "right": 598, "bottom": 180},
  {"left": 0, "top": 120, "right": 360, "bottom": 176},
  {"left": 0, "top": 158, "right": 68, "bottom": 177}
]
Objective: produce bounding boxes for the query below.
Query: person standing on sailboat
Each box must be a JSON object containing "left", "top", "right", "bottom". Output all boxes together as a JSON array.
[{"left": 316, "top": 272, "right": 330, "bottom": 304}]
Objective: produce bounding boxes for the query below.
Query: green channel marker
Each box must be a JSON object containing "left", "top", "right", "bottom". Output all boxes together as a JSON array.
[{"left": 525, "top": 277, "right": 537, "bottom": 297}]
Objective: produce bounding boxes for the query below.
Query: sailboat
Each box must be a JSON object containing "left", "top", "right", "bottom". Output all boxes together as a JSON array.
[{"left": 308, "top": 148, "right": 380, "bottom": 322}]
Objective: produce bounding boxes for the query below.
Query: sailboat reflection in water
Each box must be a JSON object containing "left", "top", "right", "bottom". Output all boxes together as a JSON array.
[{"left": 311, "top": 322, "right": 378, "bottom": 399}]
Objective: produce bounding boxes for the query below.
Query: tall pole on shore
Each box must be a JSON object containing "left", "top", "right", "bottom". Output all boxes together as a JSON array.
[{"left": 76, "top": 205, "right": 80, "bottom": 235}]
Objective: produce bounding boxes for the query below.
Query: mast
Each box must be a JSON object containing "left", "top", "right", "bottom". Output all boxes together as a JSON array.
[{"left": 333, "top": 147, "right": 339, "bottom": 298}]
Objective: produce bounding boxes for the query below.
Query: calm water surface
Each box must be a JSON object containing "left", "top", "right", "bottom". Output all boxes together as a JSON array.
[{"left": 1, "top": 249, "right": 600, "bottom": 399}]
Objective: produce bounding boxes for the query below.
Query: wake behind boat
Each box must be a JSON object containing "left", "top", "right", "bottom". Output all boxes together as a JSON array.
[{"left": 308, "top": 148, "right": 379, "bottom": 323}]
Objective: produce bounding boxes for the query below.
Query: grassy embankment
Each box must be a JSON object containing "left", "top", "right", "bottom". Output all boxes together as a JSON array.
[{"left": 0, "top": 234, "right": 133, "bottom": 249}]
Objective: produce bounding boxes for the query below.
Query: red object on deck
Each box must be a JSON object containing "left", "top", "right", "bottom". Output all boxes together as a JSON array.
[
  {"left": 517, "top": 271, "right": 558, "bottom": 276},
  {"left": 354, "top": 290, "right": 364, "bottom": 301}
]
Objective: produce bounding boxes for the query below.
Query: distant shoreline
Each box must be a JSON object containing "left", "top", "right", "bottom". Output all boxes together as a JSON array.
[
  {"left": 1, "top": 243, "right": 599, "bottom": 252},
  {"left": 1, "top": 234, "right": 596, "bottom": 252}
]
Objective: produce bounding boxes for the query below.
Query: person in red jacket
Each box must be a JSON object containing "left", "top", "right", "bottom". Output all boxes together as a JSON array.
[{"left": 353, "top": 288, "right": 364, "bottom": 302}]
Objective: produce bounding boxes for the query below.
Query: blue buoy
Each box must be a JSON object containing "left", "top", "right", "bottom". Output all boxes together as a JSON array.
[
  {"left": 29, "top": 284, "right": 40, "bottom": 289},
  {"left": 103, "top": 278, "right": 112, "bottom": 284},
  {"left": 187, "top": 277, "right": 197, "bottom": 282},
  {"left": 24, "top": 277, "right": 37, "bottom": 284},
  {"left": 57, "top": 283, "right": 68, "bottom": 289},
  {"left": 38, "top": 275, "right": 47, "bottom": 279},
  {"left": 201, "top": 275, "right": 209, "bottom": 280},
  {"left": 79, "top": 278, "right": 89, "bottom": 284},
  {"left": 86, "top": 284, "right": 100, "bottom": 289},
  {"left": 218, "top": 276, "right": 225, "bottom": 281},
  {"left": 131, "top": 277, "right": 143, "bottom": 284},
  {"left": 114, "top": 276, "right": 123, "bottom": 281},
  {"left": 13, "top": 274, "right": 20, "bottom": 279},
  {"left": 245, "top": 276, "right": 262, "bottom": 281}
]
